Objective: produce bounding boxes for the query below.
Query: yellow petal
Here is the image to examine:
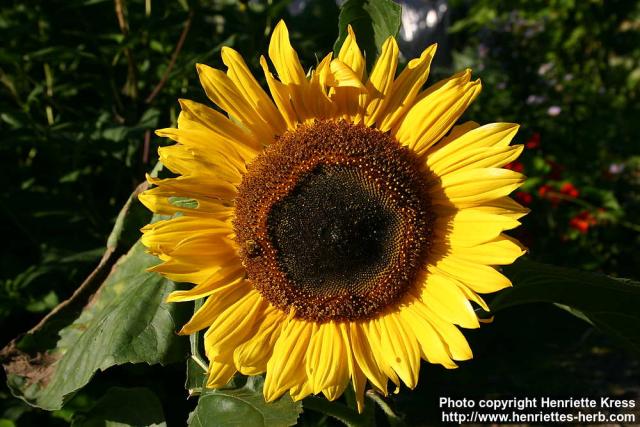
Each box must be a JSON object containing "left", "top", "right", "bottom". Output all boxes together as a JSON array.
[
  {"left": 362, "top": 37, "right": 399, "bottom": 125},
  {"left": 233, "top": 305, "right": 286, "bottom": 375},
  {"left": 259, "top": 56, "right": 297, "bottom": 129},
  {"left": 305, "top": 54, "right": 335, "bottom": 119},
  {"left": 422, "top": 307, "right": 473, "bottom": 361},
  {"left": 179, "top": 280, "right": 253, "bottom": 334},
  {"left": 395, "top": 70, "right": 481, "bottom": 156},
  {"left": 376, "top": 313, "right": 421, "bottom": 389},
  {"left": 177, "top": 98, "right": 258, "bottom": 150},
  {"left": 337, "top": 322, "right": 366, "bottom": 411},
  {"left": 468, "top": 197, "right": 530, "bottom": 220},
  {"left": 349, "top": 323, "right": 388, "bottom": 393},
  {"left": 361, "top": 320, "right": 400, "bottom": 390},
  {"left": 429, "top": 145, "right": 524, "bottom": 178},
  {"left": 268, "top": 20, "right": 307, "bottom": 86},
  {"left": 289, "top": 379, "right": 314, "bottom": 402},
  {"left": 433, "top": 168, "right": 525, "bottom": 207},
  {"left": 327, "top": 59, "right": 365, "bottom": 89},
  {"left": 155, "top": 127, "right": 249, "bottom": 181},
  {"left": 146, "top": 174, "right": 238, "bottom": 202},
  {"left": 419, "top": 274, "right": 480, "bottom": 328},
  {"left": 323, "top": 384, "right": 346, "bottom": 401},
  {"left": 165, "top": 262, "right": 244, "bottom": 301},
  {"left": 221, "top": 46, "right": 286, "bottom": 135},
  {"left": 316, "top": 52, "right": 334, "bottom": 89},
  {"left": 322, "top": 58, "right": 364, "bottom": 118},
  {"left": 449, "top": 235, "right": 526, "bottom": 265},
  {"left": 196, "top": 63, "right": 273, "bottom": 142},
  {"left": 149, "top": 253, "right": 236, "bottom": 284},
  {"left": 138, "top": 186, "right": 234, "bottom": 218},
  {"left": 434, "top": 121, "right": 481, "bottom": 144},
  {"left": 140, "top": 215, "right": 232, "bottom": 255},
  {"left": 204, "top": 290, "right": 265, "bottom": 358},
  {"left": 155, "top": 140, "right": 245, "bottom": 185},
  {"left": 351, "top": 360, "right": 368, "bottom": 413},
  {"left": 338, "top": 25, "right": 365, "bottom": 79},
  {"left": 306, "top": 322, "right": 349, "bottom": 395},
  {"left": 205, "top": 359, "right": 236, "bottom": 388},
  {"left": 425, "top": 122, "right": 520, "bottom": 167},
  {"left": 264, "top": 319, "right": 313, "bottom": 402},
  {"left": 155, "top": 144, "right": 218, "bottom": 180},
  {"left": 268, "top": 21, "right": 309, "bottom": 121},
  {"left": 332, "top": 26, "right": 367, "bottom": 120},
  {"left": 455, "top": 284, "right": 490, "bottom": 312},
  {"left": 401, "top": 302, "right": 457, "bottom": 368},
  {"left": 377, "top": 44, "right": 437, "bottom": 131},
  {"left": 165, "top": 239, "right": 236, "bottom": 268},
  {"left": 434, "top": 208, "right": 522, "bottom": 247},
  {"left": 431, "top": 258, "right": 512, "bottom": 294}
]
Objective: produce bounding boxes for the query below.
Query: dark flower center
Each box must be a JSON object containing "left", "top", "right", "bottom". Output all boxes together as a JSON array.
[
  {"left": 233, "top": 120, "right": 433, "bottom": 321},
  {"left": 268, "top": 164, "right": 400, "bottom": 297}
]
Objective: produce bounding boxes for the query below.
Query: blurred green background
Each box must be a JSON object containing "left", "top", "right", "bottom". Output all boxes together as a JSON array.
[{"left": 1, "top": 0, "right": 639, "bottom": 425}]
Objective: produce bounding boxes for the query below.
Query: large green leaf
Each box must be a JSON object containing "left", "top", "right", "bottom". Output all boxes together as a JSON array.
[
  {"left": 495, "top": 259, "right": 640, "bottom": 354},
  {"left": 71, "top": 387, "right": 166, "bottom": 427},
  {"left": 188, "top": 377, "right": 302, "bottom": 427},
  {"left": 2, "top": 170, "right": 189, "bottom": 410},
  {"left": 3, "top": 242, "right": 189, "bottom": 410},
  {"left": 10, "top": 182, "right": 155, "bottom": 354},
  {"left": 334, "top": 0, "right": 402, "bottom": 67}
]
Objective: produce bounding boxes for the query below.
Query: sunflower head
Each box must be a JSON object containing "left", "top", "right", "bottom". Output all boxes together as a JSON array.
[
  {"left": 139, "top": 20, "right": 527, "bottom": 411},
  {"left": 234, "top": 119, "right": 435, "bottom": 322}
]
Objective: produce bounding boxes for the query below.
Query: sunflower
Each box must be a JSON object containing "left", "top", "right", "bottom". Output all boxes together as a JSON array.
[{"left": 139, "top": 21, "right": 527, "bottom": 411}]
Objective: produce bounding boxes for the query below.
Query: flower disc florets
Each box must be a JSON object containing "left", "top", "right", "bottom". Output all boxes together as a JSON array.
[{"left": 234, "top": 120, "right": 434, "bottom": 321}]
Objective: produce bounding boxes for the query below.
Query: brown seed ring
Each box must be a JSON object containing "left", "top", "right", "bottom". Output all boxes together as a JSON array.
[{"left": 233, "top": 120, "right": 433, "bottom": 322}]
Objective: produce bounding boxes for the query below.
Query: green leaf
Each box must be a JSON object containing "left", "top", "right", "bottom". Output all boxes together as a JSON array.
[
  {"left": 2, "top": 242, "right": 190, "bottom": 410},
  {"left": 303, "top": 396, "right": 373, "bottom": 427},
  {"left": 71, "top": 387, "right": 166, "bottom": 427},
  {"left": 3, "top": 183, "right": 151, "bottom": 355},
  {"left": 494, "top": 259, "right": 640, "bottom": 354},
  {"left": 334, "top": 0, "right": 401, "bottom": 67},
  {"left": 188, "top": 377, "right": 302, "bottom": 427},
  {"left": 185, "top": 358, "right": 208, "bottom": 397}
]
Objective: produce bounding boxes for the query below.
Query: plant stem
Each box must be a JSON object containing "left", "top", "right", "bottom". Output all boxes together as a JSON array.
[
  {"left": 114, "top": 0, "right": 138, "bottom": 99},
  {"left": 145, "top": 9, "right": 194, "bottom": 104},
  {"left": 303, "top": 396, "right": 370, "bottom": 427},
  {"left": 367, "top": 391, "right": 406, "bottom": 427}
]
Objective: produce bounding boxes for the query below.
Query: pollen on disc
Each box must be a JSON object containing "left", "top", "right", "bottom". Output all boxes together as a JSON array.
[{"left": 233, "top": 120, "right": 433, "bottom": 322}]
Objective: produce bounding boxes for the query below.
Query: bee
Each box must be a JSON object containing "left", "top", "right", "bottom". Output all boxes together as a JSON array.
[{"left": 245, "top": 239, "right": 261, "bottom": 258}]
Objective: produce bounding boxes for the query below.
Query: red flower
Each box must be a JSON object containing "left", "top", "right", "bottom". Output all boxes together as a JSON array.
[
  {"left": 569, "top": 210, "right": 597, "bottom": 234},
  {"left": 538, "top": 184, "right": 560, "bottom": 206},
  {"left": 560, "top": 182, "right": 579, "bottom": 198},
  {"left": 526, "top": 132, "right": 541, "bottom": 149},
  {"left": 538, "top": 184, "right": 550, "bottom": 197},
  {"left": 514, "top": 191, "right": 533, "bottom": 205},
  {"left": 505, "top": 161, "right": 525, "bottom": 173}
]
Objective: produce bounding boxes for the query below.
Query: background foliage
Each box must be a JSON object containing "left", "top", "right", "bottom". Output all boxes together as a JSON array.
[{"left": 1, "top": 0, "right": 639, "bottom": 425}]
